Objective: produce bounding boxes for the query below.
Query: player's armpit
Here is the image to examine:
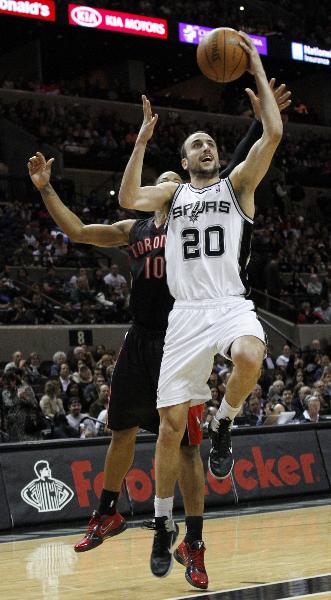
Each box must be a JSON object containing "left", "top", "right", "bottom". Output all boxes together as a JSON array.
[
  {"left": 119, "top": 181, "right": 178, "bottom": 211},
  {"left": 78, "top": 219, "right": 136, "bottom": 247}
]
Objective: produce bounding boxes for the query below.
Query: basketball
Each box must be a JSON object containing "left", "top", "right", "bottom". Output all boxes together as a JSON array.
[{"left": 197, "top": 28, "right": 249, "bottom": 83}]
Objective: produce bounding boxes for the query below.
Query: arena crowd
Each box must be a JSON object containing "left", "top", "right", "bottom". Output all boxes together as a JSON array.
[{"left": 1, "top": 338, "right": 330, "bottom": 443}]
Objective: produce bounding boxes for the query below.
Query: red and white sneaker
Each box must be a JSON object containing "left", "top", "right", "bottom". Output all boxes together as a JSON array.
[
  {"left": 74, "top": 510, "right": 127, "bottom": 553},
  {"left": 174, "top": 539, "right": 208, "bottom": 589}
]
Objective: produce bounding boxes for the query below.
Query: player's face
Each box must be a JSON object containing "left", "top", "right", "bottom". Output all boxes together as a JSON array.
[
  {"left": 156, "top": 171, "right": 183, "bottom": 185},
  {"left": 182, "top": 133, "right": 220, "bottom": 178}
]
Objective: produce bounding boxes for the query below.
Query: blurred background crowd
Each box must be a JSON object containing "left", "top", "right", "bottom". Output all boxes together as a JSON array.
[{"left": 1, "top": 337, "right": 330, "bottom": 443}]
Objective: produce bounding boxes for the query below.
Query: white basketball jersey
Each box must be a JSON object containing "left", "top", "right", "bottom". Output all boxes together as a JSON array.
[{"left": 165, "top": 178, "right": 253, "bottom": 301}]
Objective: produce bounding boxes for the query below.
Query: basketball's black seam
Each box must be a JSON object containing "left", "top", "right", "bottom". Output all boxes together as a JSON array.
[
  {"left": 202, "top": 33, "right": 220, "bottom": 82},
  {"left": 222, "top": 29, "right": 226, "bottom": 83},
  {"left": 228, "top": 48, "right": 245, "bottom": 81}
]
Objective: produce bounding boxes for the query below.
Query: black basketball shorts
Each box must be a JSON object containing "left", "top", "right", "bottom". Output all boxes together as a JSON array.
[{"left": 108, "top": 325, "right": 203, "bottom": 446}]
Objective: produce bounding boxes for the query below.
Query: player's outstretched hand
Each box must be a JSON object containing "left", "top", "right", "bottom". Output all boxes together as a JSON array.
[
  {"left": 28, "top": 152, "right": 54, "bottom": 190},
  {"left": 238, "top": 30, "right": 262, "bottom": 75},
  {"left": 136, "top": 95, "right": 158, "bottom": 145},
  {"left": 247, "top": 78, "right": 292, "bottom": 120}
]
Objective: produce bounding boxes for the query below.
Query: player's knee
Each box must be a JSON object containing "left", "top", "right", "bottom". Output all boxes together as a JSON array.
[
  {"left": 159, "top": 415, "right": 186, "bottom": 444},
  {"left": 233, "top": 347, "right": 263, "bottom": 379},
  {"left": 111, "top": 427, "right": 138, "bottom": 445}
]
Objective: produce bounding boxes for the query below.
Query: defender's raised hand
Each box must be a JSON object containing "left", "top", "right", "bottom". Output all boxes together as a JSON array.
[
  {"left": 28, "top": 152, "right": 54, "bottom": 190},
  {"left": 248, "top": 78, "right": 292, "bottom": 120},
  {"left": 136, "top": 95, "right": 158, "bottom": 145}
]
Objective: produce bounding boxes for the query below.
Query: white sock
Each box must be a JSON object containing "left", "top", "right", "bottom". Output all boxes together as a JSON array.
[
  {"left": 210, "top": 398, "right": 241, "bottom": 431},
  {"left": 154, "top": 496, "right": 173, "bottom": 520}
]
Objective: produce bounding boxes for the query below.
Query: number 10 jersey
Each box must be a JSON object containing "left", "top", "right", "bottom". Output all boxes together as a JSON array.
[{"left": 165, "top": 178, "right": 253, "bottom": 301}]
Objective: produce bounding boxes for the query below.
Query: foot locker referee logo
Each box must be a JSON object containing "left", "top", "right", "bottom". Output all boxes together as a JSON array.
[{"left": 21, "top": 461, "right": 74, "bottom": 513}]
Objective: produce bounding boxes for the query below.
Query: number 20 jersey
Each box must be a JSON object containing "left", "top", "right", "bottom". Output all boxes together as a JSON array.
[{"left": 165, "top": 178, "right": 253, "bottom": 301}]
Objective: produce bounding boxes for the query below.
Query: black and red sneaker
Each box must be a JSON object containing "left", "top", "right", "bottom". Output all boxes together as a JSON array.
[
  {"left": 174, "top": 539, "right": 208, "bottom": 590},
  {"left": 74, "top": 510, "right": 127, "bottom": 552}
]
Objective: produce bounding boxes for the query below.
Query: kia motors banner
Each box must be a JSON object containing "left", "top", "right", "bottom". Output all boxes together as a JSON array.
[
  {"left": 178, "top": 22, "right": 268, "bottom": 56},
  {"left": 68, "top": 4, "right": 168, "bottom": 40},
  {"left": 0, "top": 0, "right": 55, "bottom": 21},
  {"left": 1, "top": 427, "right": 329, "bottom": 528}
]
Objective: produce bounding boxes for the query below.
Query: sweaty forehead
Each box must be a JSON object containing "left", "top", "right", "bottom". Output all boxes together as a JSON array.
[{"left": 187, "top": 133, "right": 215, "bottom": 147}]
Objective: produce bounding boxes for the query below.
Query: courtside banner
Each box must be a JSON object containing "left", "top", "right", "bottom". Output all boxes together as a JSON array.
[
  {"left": 1, "top": 428, "right": 329, "bottom": 527},
  {"left": 0, "top": 444, "right": 130, "bottom": 527},
  {"left": 316, "top": 429, "right": 331, "bottom": 484},
  {"left": 0, "top": 0, "right": 55, "bottom": 21},
  {"left": 0, "top": 465, "right": 11, "bottom": 530},
  {"left": 68, "top": 4, "right": 168, "bottom": 40}
]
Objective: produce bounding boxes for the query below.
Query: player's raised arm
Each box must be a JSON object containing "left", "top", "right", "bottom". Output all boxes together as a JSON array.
[
  {"left": 221, "top": 78, "right": 291, "bottom": 178},
  {"left": 229, "top": 34, "right": 283, "bottom": 218},
  {"left": 28, "top": 152, "right": 135, "bottom": 247},
  {"left": 118, "top": 95, "right": 178, "bottom": 211}
]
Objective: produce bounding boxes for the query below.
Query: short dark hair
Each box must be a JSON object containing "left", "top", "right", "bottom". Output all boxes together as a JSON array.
[{"left": 180, "top": 131, "right": 209, "bottom": 159}]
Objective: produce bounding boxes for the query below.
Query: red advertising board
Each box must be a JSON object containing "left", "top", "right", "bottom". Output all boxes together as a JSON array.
[
  {"left": 0, "top": 0, "right": 55, "bottom": 21},
  {"left": 68, "top": 4, "right": 168, "bottom": 40}
]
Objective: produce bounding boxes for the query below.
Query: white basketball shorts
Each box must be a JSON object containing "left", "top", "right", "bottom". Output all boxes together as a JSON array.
[{"left": 157, "top": 296, "right": 265, "bottom": 409}]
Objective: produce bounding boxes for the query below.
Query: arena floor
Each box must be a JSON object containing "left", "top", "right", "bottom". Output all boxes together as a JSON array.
[{"left": 0, "top": 499, "right": 330, "bottom": 600}]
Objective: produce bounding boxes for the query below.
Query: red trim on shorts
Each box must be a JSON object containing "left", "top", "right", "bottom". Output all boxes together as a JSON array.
[{"left": 187, "top": 404, "right": 204, "bottom": 446}]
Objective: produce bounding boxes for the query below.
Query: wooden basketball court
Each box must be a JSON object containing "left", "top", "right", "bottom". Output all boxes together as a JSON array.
[{"left": 0, "top": 504, "right": 330, "bottom": 600}]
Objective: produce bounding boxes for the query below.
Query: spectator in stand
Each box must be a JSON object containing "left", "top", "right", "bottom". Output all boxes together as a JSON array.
[
  {"left": 297, "top": 301, "right": 323, "bottom": 324},
  {"left": 97, "top": 353, "right": 115, "bottom": 379},
  {"left": 68, "top": 345, "right": 95, "bottom": 371},
  {"left": 5, "top": 297, "right": 29, "bottom": 325},
  {"left": 25, "top": 352, "right": 46, "bottom": 385},
  {"left": 23, "top": 224, "right": 37, "bottom": 249},
  {"left": 245, "top": 395, "right": 264, "bottom": 425},
  {"left": 93, "top": 344, "right": 107, "bottom": 362},
  {"left": 209, "top": 387, "right": 221, "bottom": 408},
  {"left": 268, "top": 380, "right": 285, "bottom": 405},
  {"left": 4, "top": 350, "right": 24, "bottom": 372},
  {"left": 213, "top": 354, "right": 229, "bottom": 377},
  {"left": 25, "top": 293, "right": 55, "bottom": 324},
  {"left": 50, "top": 351, "right": 67, "bottom": 377},
  {"left": 294, "top": 384, "right": 311, "bottom": 417},
  {"left": 315, "top": 299, "right": 331, "bottom": 323},
  {"left": 70, "top": 276, "right": 94, "bottom": 306},
  {"left": 58, "top": 362, "right": 72, "bottom": 399},
  {"left": 2, "top": 371, "right": 43, "bottom": 442},
  {"left": 306, "top": 273, "right": 323, "bottom": 305},
  {"left": 40, "top": 380, "right": 65, "bottom": 419},
  {"left": 104, "top": 264, "right": 126, "bottom": 292},
  {"left": 66, "top": 397, "right": 96, "bottom": 437},
  {"left": 89, "top": 383, "right": 110, "bottom": 419},
  {"left": 273, "top": 388, "right": 295, "bottom": 414},
  {"left": 250, "top": 383, "right": 266, "bottom": 407},
  {"left": 300, "top": 395, "right": 320, "bottom": 423},
  {"left": 276, "top": 344, "right": 291, "bottom": 369},
  {"left": 83, "top": 372, "right": 106, "bottom": 409},
  {"left": 42, "top": 267, "right": 64, "bottom": 301},
  {"left": 72, "top": 364, "right": 94, "bottom": 409}
]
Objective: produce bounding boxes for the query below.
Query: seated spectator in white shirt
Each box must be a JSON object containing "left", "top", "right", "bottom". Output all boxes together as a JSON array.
[
  {"left": 276, "top": 344, "right": 291, "bottom": 368},
  {"left": 103, "top": 264, "right": 126, "bottom": 291},
  {"left": 4, "top": 350, "right": 24, "bottom": 372},
  {"left": 66, "top": 397, "right": 96, "bottom": 437},
  {"left": 40, "top": 380, "right": 65, "bottom": 419},
  {"left": 301, "top": 395, "right": 320, "bottom": 423}
]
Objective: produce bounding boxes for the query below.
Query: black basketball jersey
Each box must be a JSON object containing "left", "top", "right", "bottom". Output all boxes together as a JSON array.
[{"left": 127, "top": 217, "right": 174, "bottom": 331}]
